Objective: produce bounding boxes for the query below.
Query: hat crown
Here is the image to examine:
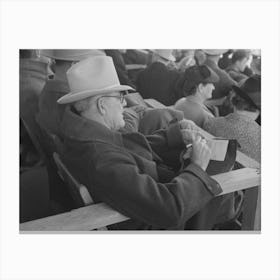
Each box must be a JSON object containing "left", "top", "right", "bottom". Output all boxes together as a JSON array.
[{"left": 67, "top": 56, "right": 120, "bottom": 94}]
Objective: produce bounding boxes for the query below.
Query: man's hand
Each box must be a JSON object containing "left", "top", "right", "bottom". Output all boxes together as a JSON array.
[
  {"left": 179, "top": 119, "right": 198, "bottom": 130},
  {"left": 190, "top": 135, "right": 211, "bottom": 171},
  {"left": 179, "top": 119, "right": 202, "bottom": 145}
]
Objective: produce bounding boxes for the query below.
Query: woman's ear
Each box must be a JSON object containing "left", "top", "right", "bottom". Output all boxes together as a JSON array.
[{"left": 197, "top": 83, "right": 204, "bottom": 93}]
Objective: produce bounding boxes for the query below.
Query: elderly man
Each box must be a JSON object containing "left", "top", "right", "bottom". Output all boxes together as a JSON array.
[{"left": 57, "top": 56, "right": 229, "bottom": 230}]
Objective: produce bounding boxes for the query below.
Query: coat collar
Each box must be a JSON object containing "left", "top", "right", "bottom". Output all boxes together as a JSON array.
[{"left": 61, "top": 106, "right": 123, "bottom": 146}]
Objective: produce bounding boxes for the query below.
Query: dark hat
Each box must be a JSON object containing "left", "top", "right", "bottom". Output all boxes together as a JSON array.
[
  {"left": 181, "top": 65, "right": 219, "bottom": 95},
  {"left": 232, "top": 75, "right": 261, "bottom": 109}
]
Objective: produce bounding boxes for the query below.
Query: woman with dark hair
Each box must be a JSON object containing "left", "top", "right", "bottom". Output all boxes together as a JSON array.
[
  {"left": 203, "top": 76, "right": 261, "bottom": 162},
  {"left": 174, "top": 65, "right": 219, "bottom": 127}
]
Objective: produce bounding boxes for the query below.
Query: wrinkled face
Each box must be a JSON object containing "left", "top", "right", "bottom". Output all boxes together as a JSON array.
[
  {"left": 199, "top": 83, "right": 215, "bottom": 100},
  {"left": 99, "top": 91, "right": 127, "bottom": 131}
]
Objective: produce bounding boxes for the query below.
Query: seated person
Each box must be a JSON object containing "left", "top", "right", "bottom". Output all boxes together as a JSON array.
[
  {"left": 251, "top": 55, "right": 261, "bottom": 76},
  {"left": 57, "top": 56, "right": 232, "bottom": 230},
  {"left": 218, "top": 49, "right": 234, "bottom": 69},
  {"left": 202, "top": 49, "right": 237, "bottom": 99},
  {"left": 203, "top": 75, "right": 261, "bottom": 162},
  {"left": 226, "top": 49, "right": 251, "bottom": 83},
  {"left": 136, "top": 49, "right": 183, "bottom": 106},
  {"left": 176, "top": 50, "right": 196, "bottom": 72},
  {"left": 37, "top": 49, "right": 106, "bottom": 138},
  {"left": 174, "top": 65, "right": 219, "bottom": 128}
]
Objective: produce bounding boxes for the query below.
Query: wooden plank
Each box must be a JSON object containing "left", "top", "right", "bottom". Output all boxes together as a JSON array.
[
  {"left": 20, "top": 203, "right": 129, "bottom": 231},
  {"left": 236, "top": 151, "right": 260, "bottom": 169},
  {"left": 144, "top": 99, "right": 167, "bottom": 109},
  {"left": 254, "top": 187, "right": 261, "bottom": 230},
  {"left": 213, "top": 168, "right": 260, "bottom": 195},
  {"left": 126, "top": 64, "right": 146, "bottom": 71},
  {"left": 204, "top": 97, "right": 226, "bottom": 107},
  {"left": 20, "top": 168, "right": 260, "bottom": 231},
  {"left": 242, "top": 186, "right": 261, "bottom": 230}
]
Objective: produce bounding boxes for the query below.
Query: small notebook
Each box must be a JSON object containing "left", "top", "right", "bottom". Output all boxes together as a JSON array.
[{"left": 206, "top": 138, "right": 229, "bottom": 161}]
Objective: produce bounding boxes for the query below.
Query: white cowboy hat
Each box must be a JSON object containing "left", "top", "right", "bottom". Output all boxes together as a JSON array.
[
  {"left": 202, "top": 49, "right": 228, "bottom": 56},
  {"left": 39, "top": 49, "right": 105, "bottom": 61},
  {"left": 57, "top": 56, "right": 134, "bottom": 104},
  {"left": 153, "top": 49, "right": 175, "bottom": 62}
]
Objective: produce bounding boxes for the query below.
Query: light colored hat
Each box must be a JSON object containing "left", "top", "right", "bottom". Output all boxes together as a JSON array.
[
  {"left": 202, "top": 49, "right": 228, "bottom": 56},
  {"left": 57, "top": 56, "right": 134, "bottom": 104},
  {"left": 39, "top": 49, "right": 105, "bottom": 61},
  {"left": 154, "top": 49, "right": 175, "bottom": 62}
]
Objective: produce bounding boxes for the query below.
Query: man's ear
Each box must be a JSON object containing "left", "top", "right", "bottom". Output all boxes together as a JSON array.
[{"left": 97, "top": 98, "right": 106, "bottom": 115}]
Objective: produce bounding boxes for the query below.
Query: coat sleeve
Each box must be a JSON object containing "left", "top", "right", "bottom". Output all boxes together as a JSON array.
[
  {"left": 144, "top": 122, "right": 186, "bottom": 167},
  {"left": 91, "top": 148, "right": 222, "bottom": 229}
]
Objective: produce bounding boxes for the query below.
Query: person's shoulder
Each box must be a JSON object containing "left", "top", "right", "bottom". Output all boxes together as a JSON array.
[
  {"left": 174, "top": 97, "right": 186, "bottom": 108},
  {"left": 203, "top": 115, "right": 227, "bottom": 128},
  {"left": 236, "top": 114, "right": 260, "bottom": 127}
]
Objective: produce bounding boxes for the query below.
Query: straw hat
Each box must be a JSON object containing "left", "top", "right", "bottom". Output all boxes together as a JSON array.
[
  {"left": 39, "top": 49, "right": 105, "bottom": 61},
  {"left": 153, "top": 49, "right": 175, "bottom": 62},
  {"left": 57, "top": 56, "right": 134, "bottom": 104}
]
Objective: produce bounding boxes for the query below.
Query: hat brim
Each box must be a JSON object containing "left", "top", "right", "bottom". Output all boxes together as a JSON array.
[
  {"left": 40, "top": 50, "right": 105, "bottom": 61},
  {"left": 232, "top": 85, "right": 260, "bottom": 110},
  {"left": 57, "top": 85, "right": 134, "bottom": 104}
]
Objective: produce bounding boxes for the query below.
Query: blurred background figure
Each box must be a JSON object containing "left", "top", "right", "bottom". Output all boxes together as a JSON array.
[
  {"left": 202, "top": 49, "right": 237, "bottom": 99},
  {"left": 218, "top": 49, "right": 234, "bottom": 70},
  {"left": 251, "top": 49, "right": 261, "bottom": 75},
  {"left": 105, "top": 49, "right": 136, "bottom": 89},
  {"left": 176, "top": 49, "right": 196, "bottom": 72},
  {"left": 225, "top": 49, "right": 252, "bottom": 83},
  {"left": 20, "top": 49, "right": 49, "bottom": 169},
  {"left": 203, "top": 75, "right": 261, "bottom": 162},
  {"left": 136, "top": 49, "right": 184, "bottom": 105},
  {"left": 194, "top": 50, "right": 207, "bottom": 66}
]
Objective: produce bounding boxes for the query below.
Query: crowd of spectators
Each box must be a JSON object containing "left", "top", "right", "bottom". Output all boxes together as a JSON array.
[{"left": 20, "top": 49, "right": 261, "bottom": 229}]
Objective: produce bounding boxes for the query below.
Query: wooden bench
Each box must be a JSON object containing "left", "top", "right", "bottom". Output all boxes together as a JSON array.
[
  {"left": 20, "top": 99, "right": 261, "bottom": 231},
  {"left": 20, "top": 168, "right": 260, "bottom": 231}
]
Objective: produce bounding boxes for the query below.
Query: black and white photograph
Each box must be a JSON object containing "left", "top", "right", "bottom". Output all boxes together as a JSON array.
[
  {"left": 1, "top": 0, "right": 280, "bottom": 280},
  {"left": 19, "top": 48, "right": 261, "bottom": 231}
]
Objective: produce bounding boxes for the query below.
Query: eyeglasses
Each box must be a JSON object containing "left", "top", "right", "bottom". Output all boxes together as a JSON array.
[{"left": 99, "top": 92, "right": 126, "bottom": 104}]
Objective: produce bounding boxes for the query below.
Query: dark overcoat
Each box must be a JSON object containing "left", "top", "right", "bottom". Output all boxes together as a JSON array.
[
  {"left": 136, "top": 62, "right": 183, "bottom": 106},
  {"left": 60, "top": 107, "right": 222, "bottom": 230}
]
